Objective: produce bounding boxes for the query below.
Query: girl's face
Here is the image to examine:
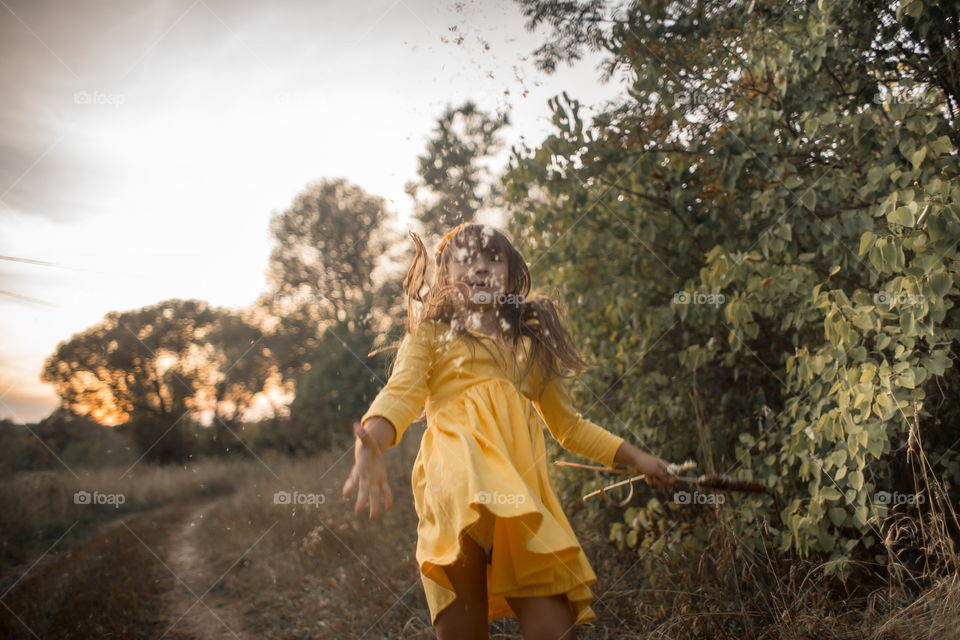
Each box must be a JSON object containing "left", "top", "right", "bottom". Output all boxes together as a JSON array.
[{"left": 446, "top": 239, "right": 509, "bottom": 309}]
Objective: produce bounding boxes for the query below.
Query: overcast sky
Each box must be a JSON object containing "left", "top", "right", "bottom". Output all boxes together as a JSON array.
[{"left": 0, "top": 0, "right": 627, "bottom": 423}]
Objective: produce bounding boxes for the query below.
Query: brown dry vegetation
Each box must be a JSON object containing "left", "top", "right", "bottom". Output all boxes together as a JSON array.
[{"left": 1, "top": 427, "right": 958, "bottom": 639}]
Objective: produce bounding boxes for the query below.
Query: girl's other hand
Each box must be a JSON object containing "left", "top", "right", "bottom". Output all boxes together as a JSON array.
[
  {"left": 342, "top": 421, "right": 394, "bottom": 519},
  {"left": 631, "top": 450, "right": 678, "bottom": 487}
]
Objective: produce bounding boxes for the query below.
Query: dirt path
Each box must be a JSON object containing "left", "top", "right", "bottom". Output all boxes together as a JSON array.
[
  {"left": 0, "top": 493, "right": 253, "bottom": 640},
  {"left": 151, "top": 498, "right": 253, "bottom": 640}
]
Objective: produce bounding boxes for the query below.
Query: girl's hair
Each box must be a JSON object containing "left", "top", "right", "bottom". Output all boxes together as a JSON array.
[{"left": 370, "top": 222, "right": 593, "bottom": 398}]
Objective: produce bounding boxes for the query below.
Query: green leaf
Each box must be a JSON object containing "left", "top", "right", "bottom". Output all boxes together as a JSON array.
[
  {"left": 930, "top": 135, "right": 954, "bottom": 156},
  {"left": 848, "top": 469, "right": 863, "bottom": 491},
  {"left": 929, "top": 272, "right": 952, "bottom": 297},
  {"left": 853, "top": 504, "right": 869, "bottom": 527},
  {"left": 900, "top": 307, "right": 917, "bottom": 337},
  {"left": 910, "top": 147, "right": 927, "bottom": 170},
  {"left": 828, "top": 506, "right": 847, "bottom": 527},
  {"left": 896, "top": 366, "right": 916, "bottom": 389},
  {"left": 889, "top": 206, "right": 915, "bottom": 227},
  {"left": 822, "top": 486, "right": 842, "bottom": 501},
  {"left": 925, "top": 350, "right": 951, "bottom": 376},
  {"left": 899, "top": 137, "right": 915, "bottom": 159}
]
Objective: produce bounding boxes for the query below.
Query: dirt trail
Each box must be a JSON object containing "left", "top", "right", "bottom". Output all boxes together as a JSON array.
[
  {"left": 0, "top": 494, "right": 253, "bottom": 640},
  {"left": 150, "top": 498, "right": 254, "bottom": 640}
]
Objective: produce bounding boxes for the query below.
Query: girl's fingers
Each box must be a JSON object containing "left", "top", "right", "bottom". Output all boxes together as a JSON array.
[
  {"left": 383, "top": 480, "right": 394, "bottom": 512},
  {"left": 345, "top": 450, "right": 392, "bottom": 519},
  {"left": 355, "top": 476, "right": 369, "bottom": 515},
  {"left": 342, "top": 466, "right": 357, "bottom": 498},
  {"left": 368, "top": 483, "right": 380, "bottom": 519}
]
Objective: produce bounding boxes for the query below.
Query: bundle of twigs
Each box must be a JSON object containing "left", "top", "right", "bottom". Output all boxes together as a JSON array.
[{"left": 553, "top": 460, "right": 767, "bottom": 505}]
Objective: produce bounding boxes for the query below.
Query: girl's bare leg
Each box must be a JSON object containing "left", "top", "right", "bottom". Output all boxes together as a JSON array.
[
  {"left": 505, "top": 594, "right": 577, "bottom": 640},
  {"left": 434, "top": 533, "right": 489, "bottom": 640}
]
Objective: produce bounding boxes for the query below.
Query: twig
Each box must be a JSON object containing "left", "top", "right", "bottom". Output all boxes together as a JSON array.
[{"left": 553, "top": 459, "right": 767, "bottom": 503}]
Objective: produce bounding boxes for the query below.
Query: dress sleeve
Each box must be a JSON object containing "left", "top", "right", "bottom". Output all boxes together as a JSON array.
[
  {"left": 532, "top": 374, "right": 626, "bottom": 469},
  {"left": 360, "top": 322, "right": 434, "bottom": 449}
]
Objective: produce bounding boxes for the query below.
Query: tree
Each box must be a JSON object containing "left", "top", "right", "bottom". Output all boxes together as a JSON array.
[
  {"left": 258, "top": 177, "right": 391, "bottom": 382},
  {"left": 256, "top": 292, "right": 390, "bottom": 456},
  {"left": 406, "top": 100, "right": 511, "bottom": 239},
  {"left": 506, "top": 0, "right": 959, "bottom": 581},
  {"left": 41, "top": 299, "right": 273, "bottom": 463},
  {"left": 265, "top": 177, "right": 389, "bottom": 325}
]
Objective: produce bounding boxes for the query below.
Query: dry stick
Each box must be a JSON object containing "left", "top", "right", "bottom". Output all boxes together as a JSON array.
[
  {"left": 554, "top": 459, "right": 698, "bottom": 476},
  {"left": 553, "top": 460, "right": 768, "bottom": 502}
]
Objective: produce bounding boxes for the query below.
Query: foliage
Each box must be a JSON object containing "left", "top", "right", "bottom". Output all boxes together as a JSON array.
[
  {"left": 257, "top": 293, "right": 390, "bottom": 456},
  {"left": 406, "top": 100, "right": 511, "bottom": 239},
  {"left": 506, "top": 0, "right": 960, "bottom": 580},
  {"left": 257, "top": 177, "right": 390, "bottom": 381},
  {"left": 40, "top": 299, "right": 272, "bottom": 463}
]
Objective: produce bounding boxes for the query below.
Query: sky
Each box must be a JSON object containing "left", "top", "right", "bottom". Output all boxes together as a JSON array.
[{"left": 0, "top": 0, "right": 628, "bottom": 424}]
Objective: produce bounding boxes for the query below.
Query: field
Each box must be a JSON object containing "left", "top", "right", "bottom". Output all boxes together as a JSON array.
[{"left": 2, "top": 424, "right": 958, "bottom": 639}]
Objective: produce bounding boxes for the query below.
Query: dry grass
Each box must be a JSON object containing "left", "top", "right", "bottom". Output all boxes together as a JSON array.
[
  {"left": 188, "top": 427, "right": 439, "bottom": 639},
  {"left": 0, "top": 495, "right": 211, "bottom": 639},
  {"left": 2, "top": 421, "right": 958, "bottom": 639},
  {"left": 561, "top": 411, "right": 960, "bottom": 640},
  {"left": 0, "top": 456, "right": 253, "bottom": 569}
]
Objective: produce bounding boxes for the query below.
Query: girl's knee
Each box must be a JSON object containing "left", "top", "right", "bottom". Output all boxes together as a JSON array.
[
  {"left": 435, "top": 533, "right": 489, "bottom": 640},
  {"left": 435, "top": 595, "right": 488, "bottom": 640},
  {"left": 506, "top": 594, "right": 577, "bottom": 640}
]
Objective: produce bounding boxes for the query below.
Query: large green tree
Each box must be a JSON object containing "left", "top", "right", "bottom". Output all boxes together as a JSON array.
[
  {"left": 406, "top": 100, "right": 511, "bottom": 239},
  {"left": 258, "top": 177, "right": 391, "bottom": 382},
  {"left": 507, "top": 0, "right": 959, "bottom": 583},
  {"left": 257, "top": 293, "right": 389, "bottom": 456},
  {"left": 41, "top": 299, "right": 272, "bottom": 463}
]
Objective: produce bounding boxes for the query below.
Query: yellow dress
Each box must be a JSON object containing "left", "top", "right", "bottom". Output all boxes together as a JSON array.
[{"left": 360, "top": 319, "right": 626, "bottom": 626}]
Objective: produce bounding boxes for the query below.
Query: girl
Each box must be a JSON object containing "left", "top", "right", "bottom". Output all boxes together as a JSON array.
[{"left": 342, "top": 223, "right": 676, "bottom": 640}]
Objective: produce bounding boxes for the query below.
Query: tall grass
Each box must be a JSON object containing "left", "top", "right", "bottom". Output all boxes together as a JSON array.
[
  {"left": 573, "top": 411, "right": 960, "bottom": 639},
  {"left": 189, "top": 426, "right": 437, "bottom": 638},
  {"left": 3, "top": 417, "right": 958, "bottom": 638},
  {"left": 0, "top": 455, "right": 258, "bottom": 569}
]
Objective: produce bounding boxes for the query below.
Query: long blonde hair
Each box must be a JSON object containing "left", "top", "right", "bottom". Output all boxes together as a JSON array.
[{"left": 371, "top": 223, "right": 593, "bottom": 398}]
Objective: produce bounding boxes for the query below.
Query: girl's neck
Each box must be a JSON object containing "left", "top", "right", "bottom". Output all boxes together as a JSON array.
[{"left": 454, "top": 308, "right": 501, "bottom": 337}]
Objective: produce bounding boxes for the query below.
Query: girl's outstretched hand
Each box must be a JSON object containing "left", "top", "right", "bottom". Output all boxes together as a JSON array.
[
  {"left": 342, "top": 421, "right": 394, "bottom": 519},
  {"left": 631, "top": 449, "right": 678, "bottom": 487}
]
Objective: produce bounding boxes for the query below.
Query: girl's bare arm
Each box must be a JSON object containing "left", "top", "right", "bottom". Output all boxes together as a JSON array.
[
  {"left": 613, "top": 441, "right": 677, "bottom": 486},
  {"left": 358, "top": 415, "right": 397, "bottom": 450}
]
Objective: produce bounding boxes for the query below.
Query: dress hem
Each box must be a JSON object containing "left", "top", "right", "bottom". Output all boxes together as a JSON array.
[{"left": 418, "top": 494, "right": 599, "bottom": 625}]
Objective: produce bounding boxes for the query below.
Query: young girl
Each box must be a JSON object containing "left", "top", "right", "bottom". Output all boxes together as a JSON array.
[{"left": 342, "top": 222, "right": 676, "bottom": 640}]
